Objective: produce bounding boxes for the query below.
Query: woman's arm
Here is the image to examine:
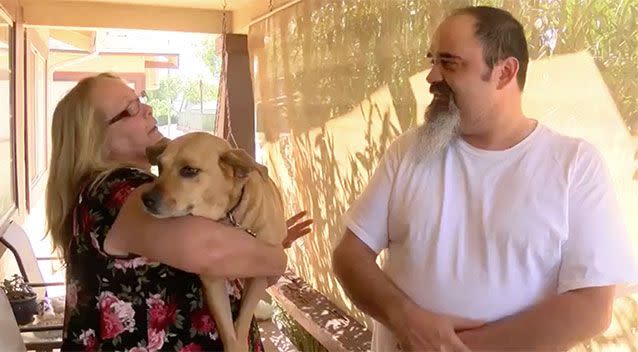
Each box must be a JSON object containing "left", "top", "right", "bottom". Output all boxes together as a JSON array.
[{"left": 104, "top": 184, "right": 287, "bottom": 278}]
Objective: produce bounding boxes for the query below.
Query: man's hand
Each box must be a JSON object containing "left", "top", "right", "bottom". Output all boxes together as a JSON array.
[
  {"left": 392, "top": 305, "right": 484, "bottom": 352},
  {"left": 457, "top": 286, "right": 615, "bottom": 351}
]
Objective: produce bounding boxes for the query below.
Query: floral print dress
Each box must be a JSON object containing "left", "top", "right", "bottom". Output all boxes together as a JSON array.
[{"left": 61, "top": 167, "right": 264, "bottom": 352}]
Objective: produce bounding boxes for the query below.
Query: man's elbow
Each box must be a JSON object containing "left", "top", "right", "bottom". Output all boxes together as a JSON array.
[
  {"left": 592, "top": 300, "right": 613, "bottom": 336},
  {"left": 332, "top": 247, "right": 342, "bottom": 280},
  {"left": 332, "top": 230, "right": 377, "bottom": 279},
  {"left": 574, "top": 286, "right": 615, "bottom": 338},
  {"left": 332, "top": 240, "right": 348, "bottom": 282}
]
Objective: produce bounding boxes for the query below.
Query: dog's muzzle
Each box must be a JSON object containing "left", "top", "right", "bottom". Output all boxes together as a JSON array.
[{"left": 141, "top": 189, "right": 162, "bottom": 214}]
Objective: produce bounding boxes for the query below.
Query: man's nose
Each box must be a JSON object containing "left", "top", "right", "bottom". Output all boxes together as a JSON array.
[{"left": 427, "top": 64, "right": 442, "bottom": 84}]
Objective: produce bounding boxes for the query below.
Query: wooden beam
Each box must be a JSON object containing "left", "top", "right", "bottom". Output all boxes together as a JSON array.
[
  {"left": 232, "top": 0, "right": 299, "bottom": 34},
  {"left": 9, "top": 0, "right": 27, "bottom": 222},
  {"left": 0, "top": 0, "right": 19, "bottom": 20},
  {"left": 23, "top": 1, "right": 228, "bottom": 34},
  {"left": 216, "top": 34, "right": 255, "bottom": 157},
  {"left": 49, "top": 29, "right": 95, "bottom": 52},
  {"left": 53, "top": 71, "right": 146, "bottom": 94}
]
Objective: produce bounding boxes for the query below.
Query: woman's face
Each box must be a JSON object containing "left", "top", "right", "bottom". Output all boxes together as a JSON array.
[{"left": 93, "top": 77, "right": 164, "bottom": 165}]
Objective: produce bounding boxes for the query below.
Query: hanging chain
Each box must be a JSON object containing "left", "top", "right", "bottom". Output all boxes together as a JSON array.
[
  {"left": 221, "top": 0, "right": 228, "bottom": 35},
  {"left": 217, "top": 0, "right": 238, "bottom": 147},
  {"left": 269, "top": 0, "right": 274, "bottom": 12}
]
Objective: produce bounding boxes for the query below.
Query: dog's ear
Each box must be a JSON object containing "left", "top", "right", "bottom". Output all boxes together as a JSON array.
[
  {"left": 219, "top": 148, "right": 268, "bottom": 180},
  {"left": 146, "top": 137, "right": 170, "bottom": 165}
]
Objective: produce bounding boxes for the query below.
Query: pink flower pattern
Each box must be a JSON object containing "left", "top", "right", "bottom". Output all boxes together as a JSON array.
[
  {"left": 114, "top": 256, "right": 151, "bottom": 272},
  {"left": 147, "top": 328, "right": 166, "bottom": 352},
  {"left": 78, "top": 329, "right": 97, "bottom": 352},
  {"left": 191, "top": 308, "right": 216, "bottom": 337},
  {"left": 146, "top": 294, "right": 177, "bottom": 331},
  {"left": 98, "top": 291, "right": 136, "bottom": 339},
  {"left": 179, "top": 342, "right": 203, "bottom": 352},
  {"left": 64, "top": 168, "right": 263, "bottom": 351},
  {"left": 128, "top": 348, "right": 148, "bottom": 352}
]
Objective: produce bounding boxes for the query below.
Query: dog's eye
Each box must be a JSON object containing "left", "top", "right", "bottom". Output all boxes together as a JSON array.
[{"left": 180, "top": 166, "right": 200, "bottom": 178}]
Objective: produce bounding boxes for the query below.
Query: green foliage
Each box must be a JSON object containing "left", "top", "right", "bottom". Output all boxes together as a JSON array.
[
  {"left": 253, "top": 0, "right": 638, "bottom": 133},
  {"left": 145, "top": 75, "right": 184, "bottom": 126},
  {"left": 146, "top": 36, "right": 222, "bottom": 127},
  {"left": 148, "top": 75, "right": 184, "bottom": 102},
  {"left": 2, "top": 274, "right": 36, "bottom": 300},
  {"left": 272, "top": 302, "right": 327, "bottom": 352},
  {"left": 201, "top": 36, "right": 223, "bottom": 77},
  {"left": 486, "top": 0, "right": 638, "bottom": 132},
  {"left": 184, "top": 79, "right": 218, "bottom": 105}
]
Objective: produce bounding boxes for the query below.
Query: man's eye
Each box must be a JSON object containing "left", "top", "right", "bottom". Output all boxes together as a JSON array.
[
  {"left": 180, "top": 166, "right": 200, "bottom": 178},
  {"left": 429, "top": 58, "right": 456, "bottom": 69},
  {"left": 441, "top": 60, "right": 455, "bottom": 69}
]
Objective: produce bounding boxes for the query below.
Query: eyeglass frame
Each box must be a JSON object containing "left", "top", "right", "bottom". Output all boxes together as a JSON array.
[{"left": 107, "top": 93, "right": 148, "bottom": 126}]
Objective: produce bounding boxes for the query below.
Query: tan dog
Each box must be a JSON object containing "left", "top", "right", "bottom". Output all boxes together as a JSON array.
[{"left": 143, "top": 132, "right": 287, "bottom": 352}]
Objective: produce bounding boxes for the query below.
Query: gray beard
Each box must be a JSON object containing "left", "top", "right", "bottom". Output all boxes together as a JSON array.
[{"left": 415, "top": 96, "right": 461, "bottom": 164}]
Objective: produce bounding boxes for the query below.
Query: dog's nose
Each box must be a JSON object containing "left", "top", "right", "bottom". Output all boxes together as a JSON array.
[{"left": 141, "top": 191, "right": 161, "bottom": 213}]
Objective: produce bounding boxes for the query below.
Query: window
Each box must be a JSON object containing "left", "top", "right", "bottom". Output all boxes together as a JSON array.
[
  {"left": 25, "top": 29, "right": 48, "bottom": 190},
  {"left": 0, "top": 10, "right": 15, "bottom": 223}
]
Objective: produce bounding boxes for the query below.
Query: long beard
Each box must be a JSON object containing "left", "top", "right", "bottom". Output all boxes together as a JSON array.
[{"left": 415, "top": 95, "right": 461, "bottom": 164}]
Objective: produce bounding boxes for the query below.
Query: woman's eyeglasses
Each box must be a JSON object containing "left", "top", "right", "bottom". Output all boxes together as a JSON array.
[{"left": 107, "top": 95, "right": 147, "bottom": 125}]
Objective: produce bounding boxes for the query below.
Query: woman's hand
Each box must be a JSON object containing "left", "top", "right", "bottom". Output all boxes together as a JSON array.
[
  {"left": 282, "top": 210, "right": 314, "bottom": 248},
  {"left": 267, "top": 211, "right": 314, "bottom": 287}
]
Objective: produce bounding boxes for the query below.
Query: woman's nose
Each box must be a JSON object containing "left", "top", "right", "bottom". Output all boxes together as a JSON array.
[{"left": 142, "top": 103, "right": 153, "bottom": 120}]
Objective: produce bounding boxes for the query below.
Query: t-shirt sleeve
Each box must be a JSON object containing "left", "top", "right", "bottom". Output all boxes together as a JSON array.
[
  {"left": 76, "top": 167, "right": 154, "bottom": 257},
  {"left": 342, "top": 139, "right": 401, "bottom": 254},
  {"left": 557, "top": 142, "right": 638, "bottom": 295}
]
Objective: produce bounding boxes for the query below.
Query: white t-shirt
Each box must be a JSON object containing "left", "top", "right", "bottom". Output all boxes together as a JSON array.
[{"left": 343, "top": 123, "right": 638, "bottom": 351}]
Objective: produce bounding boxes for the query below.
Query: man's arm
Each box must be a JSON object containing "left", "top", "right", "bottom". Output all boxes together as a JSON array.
[
  {"left": 459, "top": 286, "right": 614, "bottom": 351},
  {"left": 461, "top": 142, "right": 634, "bottom": 351},
  {"left": 333, "top": 230, "right": 483, "bottom": 351},
  {"left": 332, "top": 229, "right": 412, "bottom": 330}
]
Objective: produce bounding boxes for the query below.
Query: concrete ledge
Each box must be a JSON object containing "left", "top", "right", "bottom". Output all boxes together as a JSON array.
[
  {"left": 268, "top": 270, "right": 371, "bottom": 352},
  {"left": 258, "top": 320, "right": 299, "bottom": 352}
]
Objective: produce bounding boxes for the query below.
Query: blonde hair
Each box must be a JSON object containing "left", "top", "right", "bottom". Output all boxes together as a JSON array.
[{"left": 46, "top": 72, "right": 121, "bottom": 261}]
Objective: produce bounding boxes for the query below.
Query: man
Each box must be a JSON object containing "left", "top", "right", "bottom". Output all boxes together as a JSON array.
[{"left": 332, "top": 6, "right": 638, "bottom": 352}]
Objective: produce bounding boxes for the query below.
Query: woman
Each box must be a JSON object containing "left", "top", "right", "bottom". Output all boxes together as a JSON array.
[{"left": 46, "top": 73, "right": 312, "bottom": 351}]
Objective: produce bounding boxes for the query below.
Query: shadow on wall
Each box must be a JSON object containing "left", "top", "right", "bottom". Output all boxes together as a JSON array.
[
  {"left": 250, "top": 0, "right": 638, "bottom": 350},
  {"left": 260, "top": 52, "right": 638, "bottom": 352},
  {"left": 260, "top": 94, "right": 401, "bottom": 324}
]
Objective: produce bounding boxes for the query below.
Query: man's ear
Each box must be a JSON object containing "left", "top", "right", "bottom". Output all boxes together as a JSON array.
[
  {"left": 219, "top": 148, "right": 268, "bottom": 180},
  {"left": 146, "top": 137, "right": 170, "bottom": 165},
  {"left": 496, "top": 56, "right": 519, "bottom": 90}
]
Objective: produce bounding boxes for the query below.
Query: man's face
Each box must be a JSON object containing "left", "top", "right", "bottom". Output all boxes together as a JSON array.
[{"left": 426, "top": 14, "right": 498, "bottom": 135}]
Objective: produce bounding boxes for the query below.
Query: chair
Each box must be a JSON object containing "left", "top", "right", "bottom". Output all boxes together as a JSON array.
[
  {"left": 0, "top": 220, "right": 64, "bottom": 351},
  {"left": 0, "top": 289, "right": 28, "bottom": 352},
  {"left": 0, "top": 221, "right": 65, "bottom": 296}
]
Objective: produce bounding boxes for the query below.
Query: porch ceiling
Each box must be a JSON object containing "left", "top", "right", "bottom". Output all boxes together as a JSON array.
[
  {"left": 21, "top": 0, "right": 287, "bottom": 33},
  {"left": 25, "top": 0, "right": 259, "bottom": 11}
]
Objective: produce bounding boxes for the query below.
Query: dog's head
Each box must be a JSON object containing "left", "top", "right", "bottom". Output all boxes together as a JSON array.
[{"left": 141, "top": 132, "right": 267, "bottom": 220}]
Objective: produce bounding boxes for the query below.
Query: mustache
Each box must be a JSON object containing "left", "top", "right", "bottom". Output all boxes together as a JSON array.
[{"left": 429, "top": 82, "right": 454, "bottom": 97}]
